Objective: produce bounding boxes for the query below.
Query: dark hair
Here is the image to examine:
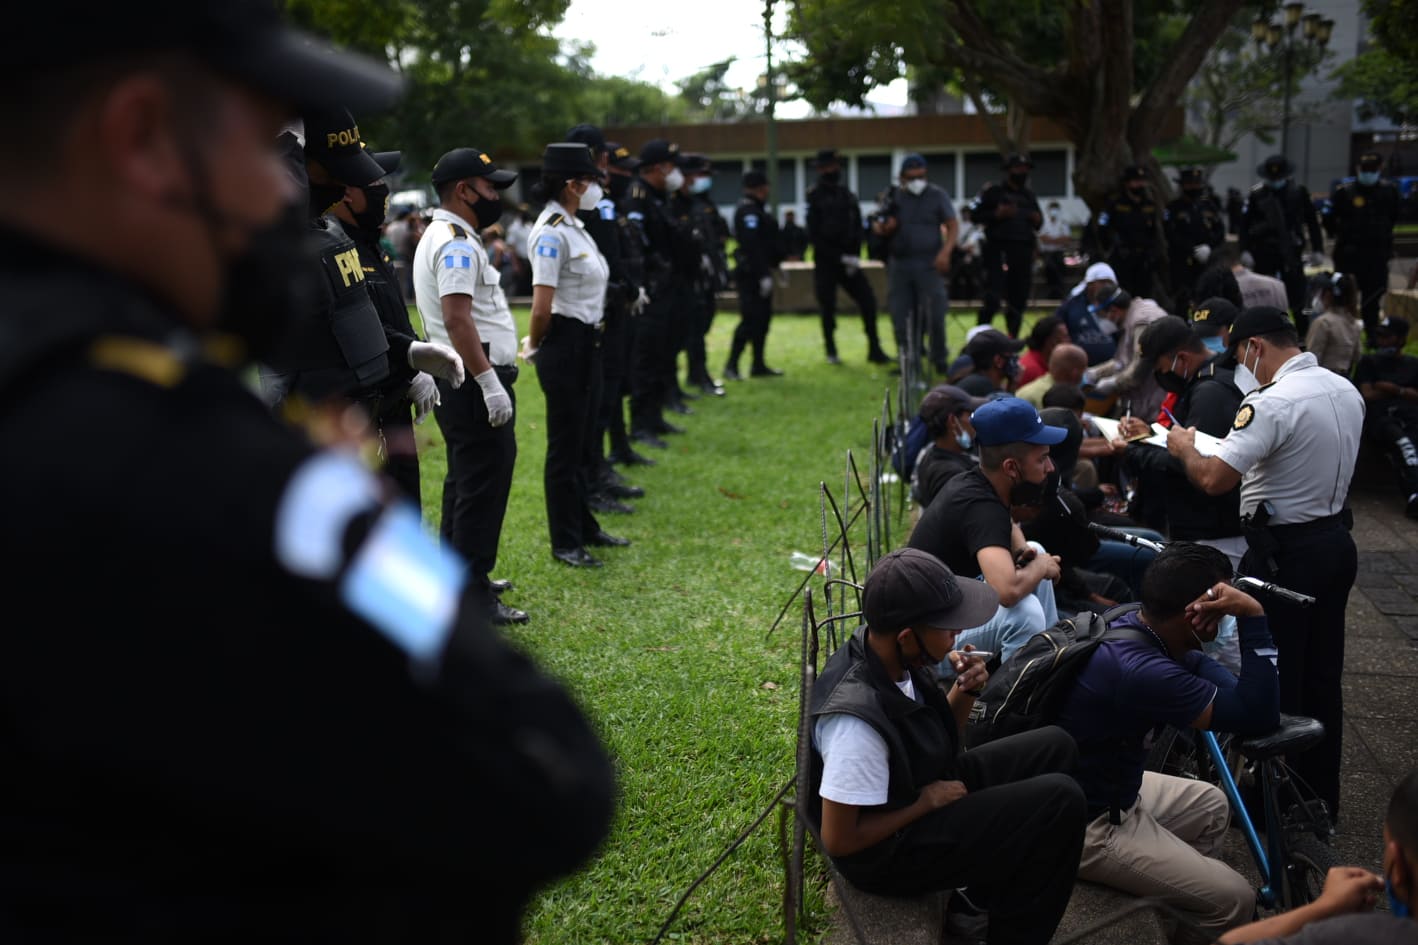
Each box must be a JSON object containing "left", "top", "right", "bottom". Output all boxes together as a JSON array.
[
  {"left": 435, "top": 178, "right": 459, "bottom": 203},
  {"left": 1041, "top": 383, "right": 1085, "bottom": 411},
  {"left": 1192, "top": 266, "right": 1243, "bottom": 310},
  {"left": 979, "top": 440, "right": 1036, "bottom": 471},
  {"left": 531, "top": 172, "right": 575, "bottom": 206},
  {"left": 1252, "top": 327, "right": 1300, "bottom": 349},
  {"left": 1324, "top": 272, "right": 1359, "bottom": 319},
  {"left": 1140, "top": 542, "right": 1232, "bottom": 620},
  {"left": 1388, "top": 768, "right": 1418, "bottom": 862},
  {"left": 1027, "top": 315, "right": 1065, "bottom": 352}
]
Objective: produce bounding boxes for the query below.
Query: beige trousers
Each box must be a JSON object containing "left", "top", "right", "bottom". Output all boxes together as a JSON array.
[{"left": 1079, "top": 771, "right": 1254, "bottom": 944}]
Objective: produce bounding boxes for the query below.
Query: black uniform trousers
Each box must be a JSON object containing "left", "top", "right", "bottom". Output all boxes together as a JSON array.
[
  {"left": 834, "top": 727, "right": 1085, "bottom": 945},
  {"left": 435, "top": 365, "right": 517, "bottom": 603},
  {"left": 1368, "top": 406, "right": 1418, "bottom": 498},
  {"left": 536, "top": 315, "right": 604, "bottom": 551},
  {"left": 1335, "top": 245, "right": 1390, "bottom": 341},
  {"left": 1109, "top": 249, "right": 1154, "bottom": 300},
  {"left": 595, "top": 296, "right": 632, "bottom": 460},
  {"left": 630, "top": 288, "right": 672, "bottom": 434},
  {"left": 813, "top": 255, "right": 883, "bottom": 358},
  {"left": 682, "top": 284, "right": 713, "bottom": 387},
  {"left": 376, "top": 394, "right": 420, "bottom": 508},
  {"left": 978, "top": 239, "right": 1034, "bottom": 338},
  {"left": 1241, "top": 517, "right": 1357, "bottom": 817},
  {"left": 730, "top": 271, "right": 773, "bottom": 369}
]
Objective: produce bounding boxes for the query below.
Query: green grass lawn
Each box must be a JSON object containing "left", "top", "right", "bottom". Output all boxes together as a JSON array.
[{"left": 402, "top": 304, "right": 1007, "bottom": 944}]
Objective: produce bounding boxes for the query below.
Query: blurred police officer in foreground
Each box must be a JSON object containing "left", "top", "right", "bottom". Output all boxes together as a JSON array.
[
  {"left": 1324, "top": 150, "right": 1401, "bottom": 345},
  {"left": 0, "top": 4, "right": 613, "bottom": 940},
  {"left": 1165, "top": 168, "right": 1226, "bottom": 314},
  {"left": 327, "top": 146, "right": 465, "bottom": 506},
  {"left": 1240, "top": 155, "right": 1324, "bottom": 331}
]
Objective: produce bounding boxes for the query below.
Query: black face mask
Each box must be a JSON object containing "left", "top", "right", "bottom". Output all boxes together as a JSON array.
[
  {"left": 1154, "top": 370, "right": 1189, "bottom": 395},
  {"left": 1008, "top": 465, "right": 1054, "bottom": 508},
  {"left": 463, "top": 189, "right": 504, "bottom": 230},
  {"left": 308, "top": 183, "right": 347, "bottom": 220},
  {"left": 1127, "top": 186, "right": 1145, "bottom": 199},
  {"left": 1008, "top": 172, "right": 1028, "bottom": 187},
  {"left": 1003, "top": 355, "right": 1021, "bottom": 380},
  {"left": 821, "top": 170, "right": 841, "bottom": 184},
  {"left": 215, "top": 200, "right": 322, "bottom": 363},
  {"left": 353, "top": 182, "right": 390, "bottom": 232}
]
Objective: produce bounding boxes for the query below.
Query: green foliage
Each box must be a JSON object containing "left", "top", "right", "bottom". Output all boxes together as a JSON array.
[
  {"left": 1333, "top": 0, "right": 1418, "bottom": 125},
  {"left": 282, "top": 0, "right": 680, "bottom": 172}
]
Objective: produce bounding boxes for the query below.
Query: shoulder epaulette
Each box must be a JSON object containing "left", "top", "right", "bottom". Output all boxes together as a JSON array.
[
  {"left": 548, "top": 213, "right": 565, "bottom": 227},
  {"left": 449, "top": 222, "right": 468, "bottom": 239},
  {"left": 88, "top": 336, "right": 185, "bottom": 388}
]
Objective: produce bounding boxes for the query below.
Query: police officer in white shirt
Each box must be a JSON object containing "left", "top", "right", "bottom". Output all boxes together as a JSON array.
[
  {"left": 1167, "top": 305, "right": 1365, "bottom": 817},
  {"left": 522, "top": 143, "right": 629, "bottom": 569},
  {"left": 414, "top": 147, "right": 526, "bottom": 626}
]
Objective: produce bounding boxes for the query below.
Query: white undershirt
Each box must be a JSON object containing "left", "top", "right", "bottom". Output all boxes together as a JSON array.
[{"left": 814, "top": 676, "right": 917, "bottom": 806}]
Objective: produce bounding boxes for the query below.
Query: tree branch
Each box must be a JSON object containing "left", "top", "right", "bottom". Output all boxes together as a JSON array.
[{"left": 1131, "top": 0, "right": 1246, "bottom": 143}]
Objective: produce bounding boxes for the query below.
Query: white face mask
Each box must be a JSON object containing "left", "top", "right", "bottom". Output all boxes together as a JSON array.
[
  {"left": 664, "top": 167, "right": 685, "bottom": 192},
  {"left": 904, "top": 178, "right": 928, "bottom": 196},
  {"left": 578, "top": 181, "right": 603, "bottom": 210},
  {"left": 1235, "top": 342, "right": 1261, "bottom": 394}
]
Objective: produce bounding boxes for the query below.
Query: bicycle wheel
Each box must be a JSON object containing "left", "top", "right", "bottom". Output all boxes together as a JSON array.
[{"left": 1284, "top": 836, "right": 1340, "bottom": 908}]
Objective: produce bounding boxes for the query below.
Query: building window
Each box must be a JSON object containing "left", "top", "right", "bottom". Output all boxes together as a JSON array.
[
  {"left": 751, "top": 158, "right": 800, "bottom": 204},
  {"left": 711, "top": 160, "right": 745, "bottom": 205},
  {"left": 1031, "top": 149, "right": 1068, "bottom": 196},
  {"left": 857, "top": 154, "right": 893, "bottom": 202},
  {"left": 922, "top": 152, "right": 960, "bottom": 194}
]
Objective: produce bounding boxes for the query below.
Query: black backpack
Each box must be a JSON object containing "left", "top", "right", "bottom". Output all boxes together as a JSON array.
[{"left": 964, "top": 604, "right": 1152, "bottom": 749}]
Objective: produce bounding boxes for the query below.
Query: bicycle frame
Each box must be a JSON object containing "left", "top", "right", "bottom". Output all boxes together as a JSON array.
[{"left": 1203, "top": 730, "right": 1278, "bottom": 908}]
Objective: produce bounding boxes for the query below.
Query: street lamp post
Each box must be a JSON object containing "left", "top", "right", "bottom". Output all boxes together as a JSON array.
[{"left": 1252, "top": 3, "right": 1333, "bottom": 158}]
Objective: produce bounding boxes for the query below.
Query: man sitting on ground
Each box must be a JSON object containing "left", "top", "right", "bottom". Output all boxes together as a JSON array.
[
  {"left": 956, "top": 329, "right": 1026, "bottom": 397},
  {"left": 908, "top": 397, "right": 1066, "bottom": 662},
  {"left": 809, "top": 548, "right": 1087, "bottom": 945},
  {"left": 911, "top": 385, "right": 987, "bottom": 508},
  {"left": 1219, "top": 767, "right": 1415, "bottom": 943},
  {"left": 1056, "top": 542, "right": 1280, "bottom": 945},
  {"left": 1017, "top": 343, "right": 1089, "bottom": 409}
]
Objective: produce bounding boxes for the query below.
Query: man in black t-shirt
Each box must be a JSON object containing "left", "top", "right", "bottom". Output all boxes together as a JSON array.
[
  {"left": 911, "top": 384, "right": 986, "bottom": 507},
  {"left": 1355, "top": 317, "right": 1418, "bottom": 519},
  {"left": 908, "top": 397, "right": 1066, "bottom": 663}
]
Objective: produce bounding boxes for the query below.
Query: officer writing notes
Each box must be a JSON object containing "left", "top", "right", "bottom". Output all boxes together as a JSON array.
[
  {"left": 1168, "top": 306, "right": 1364, "bottom": 818},
  {"left": 1323, "top": 150, "right": 1401, "bottom": 346},
  {"left": 1165, "top": 168, "right": 1226, "bottom": 314},
  {"left": 726, "top": 169, "right": 785, "bottom": 379},
  {"left": 0, "top": 3, "right": 613, "bottom": 940},
  {"left": 414, "top": 147, "right": 527, "bottom": 627}
]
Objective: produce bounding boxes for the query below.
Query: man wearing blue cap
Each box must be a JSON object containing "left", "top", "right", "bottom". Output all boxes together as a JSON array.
[
  {"left": 872, "top": 154, "right": 958, "bottom": 374},
  {"left": 909, "top": 397, "right": 1066, "bottom": 662}
]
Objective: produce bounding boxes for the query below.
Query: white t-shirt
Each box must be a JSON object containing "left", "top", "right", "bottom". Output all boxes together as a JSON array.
[
  {"left": 411, "top": 208, "right": 518, "bottom": 366},
  {"left": 814, "top": 676, "right": 918, "bottom": 807}
]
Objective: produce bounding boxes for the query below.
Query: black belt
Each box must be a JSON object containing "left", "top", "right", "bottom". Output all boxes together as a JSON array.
[
  {"left": 552, "top": 313, "right": 605, "bottom": 333},
  {"left": 1269, "top": 513, "right": 1345, "bottom": 538}
]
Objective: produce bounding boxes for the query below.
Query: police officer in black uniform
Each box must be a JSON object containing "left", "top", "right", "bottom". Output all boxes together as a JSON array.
[
  {"left": 564, "top": 124, "right": 647, "bottom": 511},
  {"left": 1165, "top": 168, "right": 1226, "bottom": 315},
  {"left": 1240, "top": 154, "right": 1324, "bottom": 331},
  {"left": 621, "top": 138, "right": 689, "bottom": 448},
  {"left": 806, "top": 148, "right": 890, "bottom": 365},
  {"left": 727, "top": 170, "right": 785, "bottom": 378},
  {"left": 1355, "top": 317, "right": 1418, "bottom": 519},
  {"left": 674, "top": 152, "right": 726, "bottom": 399},
  {"left": 1091, "top": 164, "right": 1165, "bottom": 300},
  {"left": 260, "top": 108, "right": 391, "bottom": 409},
  {"left": 602, "top": 140, "right": 654, "bottom": 467},
  {"left": 329, "top": 147, "right": 465, "bottom": 506},
  {"left": 975, "top": 153, "right": 1042, "bottom": 338},
  {"left": 1323, "top": 150, "right": 1401, "bottom": 345},
  {"left": 0, "top": 4, "right": 613, "bottom": 940},
  {"left": 687, "top": 154, "right": 730, "bottom": 395}
]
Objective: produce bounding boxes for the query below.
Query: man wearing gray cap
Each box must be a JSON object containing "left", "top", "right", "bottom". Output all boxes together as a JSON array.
[
  {"left": 911, "top": 385, "right": 986, "bottom": 507},
  {"left": 809, "top": 548, "right": 1085, "bottom": 945},
  {"left": 0, "top": 2, "right": 613, "bottom": 939}
]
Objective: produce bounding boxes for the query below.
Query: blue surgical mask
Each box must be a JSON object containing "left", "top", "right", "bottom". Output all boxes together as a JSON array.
[
  {"left": 956, "top": 430, "right": 974, "bottom": 450},
  {"left": 1358, "top": 171, "right": 1380, "bottom": 187},
  {"left": 1379, "top": 346, "right": 1401, "bottom": 358},
  {"left": 1268, "top": 178, "right": 1287, "bottom": 190},
  {"left": 689, "top": 176, "right": 712, "bottom": 195},
  {"left": 1387, "top": 876, "right": 1411, "bottom": 919},
  {"left": 1203, "top": 335, "right": 1225, "bottom": 354}
]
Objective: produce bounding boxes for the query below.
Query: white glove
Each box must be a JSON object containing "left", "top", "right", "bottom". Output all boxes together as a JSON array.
[
  {"left": 632, "top": 287, "right": 650, "bottom": 315},
  {"left": 473, "top": 368, "right": 513, "bottom": 427},
  {"left": 758, "top": 275, "right": 774, "bottom": 298},
  {"left": 1306, "top": 251, "right": 1325, "bottom": 267},
  {"left": 407, "top": 340, "right": 464, "bottom": 388},
  {"left": 701, "top": 254, "right": 714, "bottom": 275},
  {"left": 407, "top": 372, "right": 440, "bottom": 425},
  {"left": 519, "top": 334, "right": 539, "bottom": 363},
  {"left": 1191, "top": 244, "right": 1211, "bottom": 264},
  {"left": 840, "top": 253, "right": 861, "bottom": 272}
]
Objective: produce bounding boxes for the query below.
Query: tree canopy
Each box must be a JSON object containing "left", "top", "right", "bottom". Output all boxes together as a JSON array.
[{"left": 1333, "top": 0, "right": 1418, "bottom": 126}]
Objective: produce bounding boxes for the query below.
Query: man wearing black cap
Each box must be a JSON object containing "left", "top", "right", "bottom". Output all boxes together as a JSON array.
[
  {"left": 956, "top": 328, "right": 1026, "bottom": 397},
  {"left": 809, "top": 548, "right": 1086, "bottom": 945},
  {"left": 1354, "top": 317, "right": 1418, "bottom": 520},
  {"left": 0, "top": 4, "right": 612, "bottom": 940},
  {"left": 909, "top": 397, "right": 1066, "bottom": 663},
  {"left": 1240, "top": 155, "right": 1324, "bottom": 330},
  {"left": 974, "top": 153, "right": 1043, "bottom": 338},
  {"left": 1165, "top": 168, "right": 1226, "bottom": 313},
  {"left": 621, "top": 138, "right": 690, "bottom": 445},
  {"left": 1190, "top": 293, "right": 1240, "bottom": 356},
  {"left": 806, "top": 148, "right": 889, "bottom": 364},
  {"left": 1090, "top": 164, "right": 1165, "bottom": 301},
  {"left": 727, "top": 169, "right": 785, "bottom": 378},
  {"left": 258, "top": 108, "right": 394, "bottom": 409},
  {"left": 911, "top": 385, "right": 987, "bottom": 507},
  {"left": 328, "top": 146, "right": 466, "bottom": 506},
  {"left": 415, "top": 146, "right": 526, "bottom": 625},
  {"left": 1168, "top": 305, "right": 1364, "bottom": 817},
  {"left": 1121, "top": 313, "right": 1245, "bottom": 565},
  {"left": 1323, "top": 150, "right": 1401, "bottom": 344}
]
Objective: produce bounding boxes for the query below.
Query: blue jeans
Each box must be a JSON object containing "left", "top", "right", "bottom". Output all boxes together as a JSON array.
[
  {"left": 939, "top": 542, "right": 1058, "bottom": 674},
  {"left": 887, "top": 258, "right": 949, "bottom": 367},
  {"left": 1086, "top": 539, "right": 1158, "bottom": 599}
]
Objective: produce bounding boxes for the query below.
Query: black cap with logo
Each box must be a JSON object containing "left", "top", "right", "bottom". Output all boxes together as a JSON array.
[
  {"left": 1225, "top": 305, "right": 1295, "bottom": 357},
  {"left": 430, "top": 148, "right": 518, "bottom": 189},
  {"left": 302, "top": 108, "right": 386, "bottom": 186},
  {"left": 640, "top": 139, "right": 682, "bottom": 167},
  {"left": 605, "top": 142, "right": 640, "bottom": 171}
]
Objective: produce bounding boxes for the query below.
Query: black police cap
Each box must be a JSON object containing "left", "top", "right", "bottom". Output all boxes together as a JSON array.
[
  {"left": 640, "top": 139, "right": 682, "bottom": 166},
  {"left": 1190, "top": 297, "right": 1240, "bottom": 337},
  {"left": 682, "top": 153, "right": 713, "bottom": 174},
  {"left": 1258, "top": 154, "right": 1295, "bottom": 178},
  {"left": 1002, "top": 152, "right": 1034, "bottom": 170},
  {"left": 1359, "top": 150, "right": 1383, "bottom": 171},
  {"left": 1177, "top": 168, "right": 1205, "bottom": 186},
  {"left": 430, "top": 148, "right": 517, "bottom": 189},
  {"left": 1123, "top": 164, "right": 1148, "bottom": 182},
  {"left": 541, "top": 143, "right": 599, "bottom": 178},
  {"left": 1226, "top": 305, "right": 1295, "bottom": 356},
  {"left": 605, "top": 142, "right": 641, "bottom": 171},
  {"left": 8, "top": 0, "right": 401, "bottom": 112},
  {"left": 814, "top": 148, "right": 840, "bottom": 167},
  {"left": 743, "top": 169, "right": 769, "bottom": 189},
  {"left": 566, "top": 124, "right": 607, "bottom": 155},
  {"left": 303, "top": 108, "right": 385, "bottom": 186}
]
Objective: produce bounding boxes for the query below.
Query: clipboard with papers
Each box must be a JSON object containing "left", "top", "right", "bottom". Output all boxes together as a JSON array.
[{"left": 1090, "top": 415, "right": 1226, "bottom": 457}]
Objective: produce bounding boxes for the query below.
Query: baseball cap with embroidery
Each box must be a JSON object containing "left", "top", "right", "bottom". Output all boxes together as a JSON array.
[
  {"left": 303, "top": 108, "right": 385, "bottom": 186},
  {"left": 605, "top": 142, "right": 641, "bottom": 171},
  {"left": 430, "top": 148, "right": 518, "bottom": 189},
  {"left": 970, "top": 397, "right": 1068, "bottom": 447}
]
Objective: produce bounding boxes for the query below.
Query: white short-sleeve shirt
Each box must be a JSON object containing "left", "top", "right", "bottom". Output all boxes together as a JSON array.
[
  {"left": 527, "top": 203, "right": 609, "bottom": 325},
  {"left": 1215, "top": 351, "right": 1366, "bottom": 524},
  {"left": 412, "top": 208, "right": 517, "bottom": 366},
  {"left": 814, "top": 675, "right": 918, "bottom": 807}
]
